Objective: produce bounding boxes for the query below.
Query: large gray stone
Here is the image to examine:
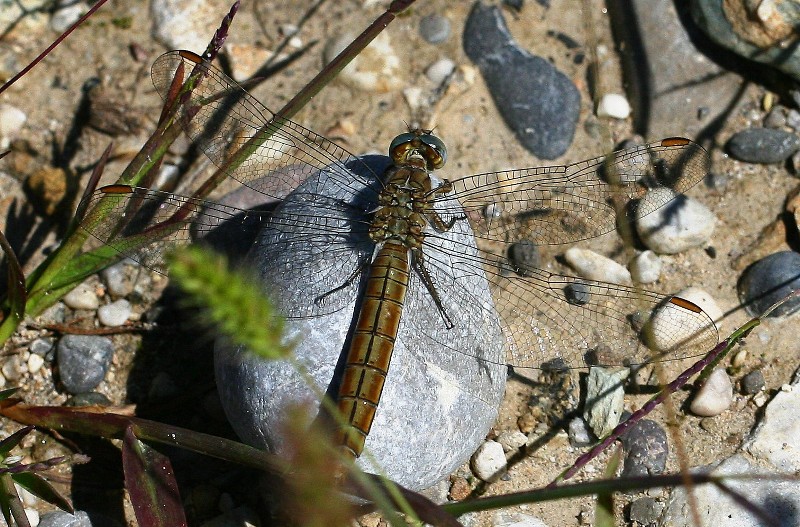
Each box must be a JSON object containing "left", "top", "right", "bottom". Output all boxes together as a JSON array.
[{"left": 214, "top": 156, "right": 506, "bottom": 491}]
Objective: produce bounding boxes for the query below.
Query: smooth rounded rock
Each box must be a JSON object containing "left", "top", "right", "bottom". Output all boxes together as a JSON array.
[
  {"left": 507, "top": 239, "right": 541, "bottom": 277},
  {"left": 215, "top": 156, "right": 506, "bottom": 491},
  {"left": 463, "top": 2, "right": 579, "bottom": 159},
  {"left": 564, "top": 247, "right": 632, "bottom": 285},
  {"left": 629, "top": 497, "right": 663, "bottom": 525},
  {"left": 620, "top": 418, "right": 668, "bottom": 477},
  {"left": 690, "top": 368, "right": 734, "bottom": 417},
  {"left": 97, "top": 299, "right": 131, "bottom": 327},
  {"left": 27, "top": 354, "right": 44, "bottom": 374},
  {"left": 100, "top": 263, "right": 133, "bottom": 298},
  {"left": 645, "top": 286, "right": 722, "bottom": 352},
  {"left": 425, "top": 58, "right": 455, "bottom": 84},
  {"left": 419, "top": 13, "right": 451, "bottom": 44},
  {"left": 741, "top": 370, "right": 765, "bottom": 395},
  {"left": 62, "top": 284, "right": 100, "bottom": 310},
  {"left": 635, "top": 188, "right": 716, "bottom": 254},
  {"left": 628, "top": 250, "right": 662, "bottom": 284},
  {"left": 471, "top": 440, "right": 506, "bottom": 482},
  {"left": 726, "top": 128, "right": 800, "bottom": 164},
  {"left": 57, "top": 335, "right": 114, "bottom": 394},
  {"left": 738, "top": 251, "right": 800, "bottom": 317}
]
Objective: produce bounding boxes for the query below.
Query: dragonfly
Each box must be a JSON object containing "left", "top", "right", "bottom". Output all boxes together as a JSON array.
[{"left": 82, "top": 50, "right": 719, "bottom": 461}]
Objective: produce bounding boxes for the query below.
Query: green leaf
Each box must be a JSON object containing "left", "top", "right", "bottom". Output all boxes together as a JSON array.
[{"left": 122, "top": 426, "right": 187, "bottom": 527}]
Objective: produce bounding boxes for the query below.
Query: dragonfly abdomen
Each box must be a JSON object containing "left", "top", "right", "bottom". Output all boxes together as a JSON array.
[{"left": 335, "top": 240, "right": 410, "bottom": 459}]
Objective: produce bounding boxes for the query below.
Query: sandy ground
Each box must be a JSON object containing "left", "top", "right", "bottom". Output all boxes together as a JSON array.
[{"left": 1, "top": 1, "right": 799, "bottom": 526}]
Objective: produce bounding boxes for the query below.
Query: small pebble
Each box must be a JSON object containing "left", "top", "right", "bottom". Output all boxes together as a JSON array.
[
  {"left": 629, "top": 250, "right": 662, "bottom": 284},
  {"left": 567, "top": 417, "right": 593, "bottom": 447},
  {"left": 726, "top": 128, "right": 800, "bottom": 164},
  {"left": 596, "top": 93, "right": 631, "bottom": 119},
  {"left": 496, "top": 430, "right": 528, "bottom": 452},
  {"left": 690, "top": 368, "right": 734, "bottom": 416},
  {"left": 27, "top": 353, "right": 44, "bottom": 374},
  {"left": 763, "top": 105, "right": 788, "bottom": 128},
  {"left": 419, "top": 13, "right": 451, "bottom": 44},
  {"left": 448, "top": 477, "right": 471, "bottom": 501},
  {"left": 2, "top": 356, "right": 25, "bottom": 382},
  {"left": 564, "top": 247, "right": 632, "bottom": 285},
  {"left": 56, "top": 335, "right": 114, "bottom": 394},
  {"left": 645, "top": 287, "right": 722, "bottom": 352},
  {"left": 471, "top": 440, "right": 506, "bottom": 482},
  {"left": 100, "top": 263, "right": 133, "bottom": 297},
  {"left": 584, "top": 366, "right": 629, "bottom": 438},
  {"left": 63, "top": 284, "right": 100, "bottom": 310},
  {"left": 0, "top": 104, "right": 26, "bottom": 146},
  {"left": 629, "top": 496, "right": 663, "bottom": 525},
  {"left": 741, "top": 370, "right": 766, "bottom": 395},
  {"left": 425, "top": 58, "right": 455, "bottom": 84},
  {"left": 620, "top": 419, "right": 668, "bottom": 477},
  {"left": 507, "top": 239, "right": 541, "bottom": 276},
  {"left": 787, "top": 109, "right": 800, "bottom": 131},
  {"left": 564, "top": 282, "right": 591, "bottom": 305},
  {"left": 97, "top": 299, "right": 131, "bottom": 327},
  {"left": 30, "top": 338, "right": 55, "bottom": 359},
  {"left": 635, "top": 188, "right": 716, "bottom": 254},
  {"left": 738, "top": 251, "right": 800, "bottom": 317},
  {"left": 50, "top": 0, "right": 85, "bottom": 33}
]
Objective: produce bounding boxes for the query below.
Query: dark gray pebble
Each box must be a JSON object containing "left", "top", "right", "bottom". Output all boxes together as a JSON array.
[
  {"left": 740, "top": 370, "right": 766, "bottom": 395},
  {"left": 463, "top": 2, "right": 579, "bottom": 159},
  {"left": 57, "top": 335, "right": 114, "bottom": 394},
  {"left": 738, "top": 251, "right": 800, "bottom": 317},
  {"left": 564, "top": 282, "right": 590, "bottom": 306},
  {"left": 629, "top": 496, "right": 663, "bottom": 525},
  {"left": 508, "top": 239, "right": 540, "bottom": 276},
  {"left": 726, "top": 128, "right": 800, "bottom": 164},
  {"left": 620, "top": 418, "right": 668, "bottom": 477},
  {"left": 419, "top": 14, "right": 451, "bottom": 44}
]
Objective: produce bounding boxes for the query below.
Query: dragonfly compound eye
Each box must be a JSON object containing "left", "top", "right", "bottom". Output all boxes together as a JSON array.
[{"left": 389, "top": 131, "right": 448, "bottom": 170}]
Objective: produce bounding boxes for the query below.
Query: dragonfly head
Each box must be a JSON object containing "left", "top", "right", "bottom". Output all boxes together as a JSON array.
[{"left": 389, "top": 130, "right": 447, "bottom": 171}]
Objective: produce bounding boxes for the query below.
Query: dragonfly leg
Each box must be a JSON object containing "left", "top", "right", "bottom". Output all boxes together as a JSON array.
[
  {"left": 423, "top": 179, "right": 461, "bottom": 232},
  {"left": 411, "top": 249, "right": 454, "bottom": 329},
  {"left": 313, "top": 259, "right": 369, "bottom": 307}
]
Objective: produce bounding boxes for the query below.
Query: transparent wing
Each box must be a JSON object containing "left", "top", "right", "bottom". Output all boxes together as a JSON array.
[
  {"left": 440, "top": 138, "right": 709, "bottom": 247},
  {"left": 150, "top": 50, "right": 382, "bottom": 202}
]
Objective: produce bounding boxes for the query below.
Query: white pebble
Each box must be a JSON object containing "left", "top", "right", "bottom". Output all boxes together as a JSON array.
[
  {"left": 644, "top": 287, "right": 722, "bottom": 352},
  {"left": 63, "top": 284, "right": 100, "bottom": 310},
  {"left": 628, "top": 250, "right": 662, "bottom": 284},
  {"left": 471, "top": 440, "right": 506, "bottom": 482},
  {"left": 98, "top": 299, "right": 132, "bottom": 327},
  {"left": 100, "top": 263, "right": 132, "bottom": 297},
  {"left": 2, "top": 356, "right": 24, "bottom": 382},
  {"left": 596, "top": 93, "right": 631, "bottom": 119},
  {"left": 564, "top": 247, "right": 632, "bottom": 285},
  {"left": 0, "top": 104, "right": 26, "bottom": 147},
  {"left": 425, "top": 58, "right": 455, "bottom": 84},
  {"left": 50, "top": 0, "right": 85, "bottom": 33},
  {"left": 636, "top": 188, "right": 716, "bottom": 254},
  {"left": 27, "top": 354, "right": 44, "bottom": 374},
  {"left": 496, "top": 430, "right": 528, "bottom": 452},
  {"left": 690, "top": 368, "right": 733, "bottom": 416}
]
